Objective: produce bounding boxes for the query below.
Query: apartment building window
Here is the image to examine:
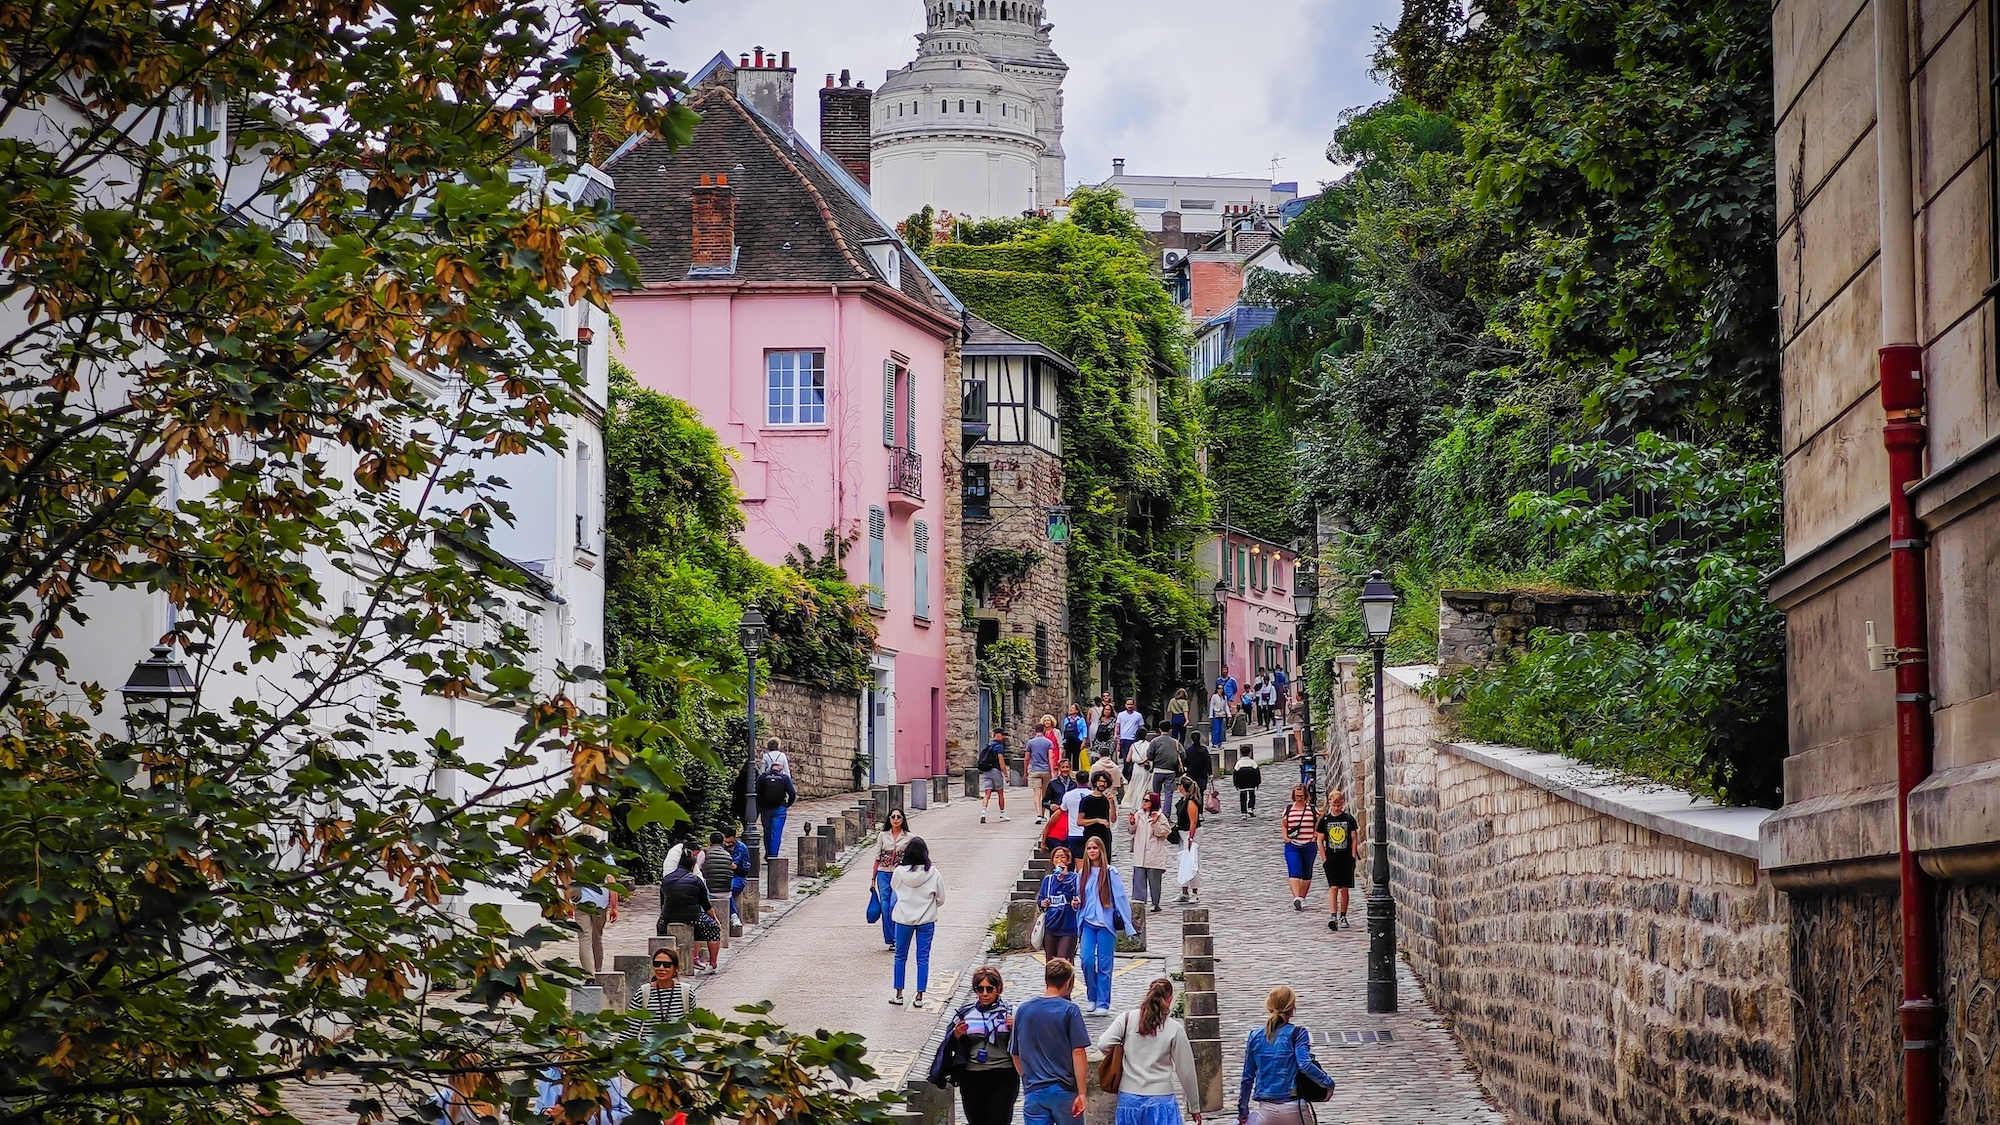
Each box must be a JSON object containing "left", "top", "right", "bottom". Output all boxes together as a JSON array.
[
  {"left": 868, "top": 506, "right": 887, "bottom": 609},
  {"left": 914, "top": 520, "right": 931, "bottom": 621},
  {"left": 963, "top": 463, "right": 991, "bottom": 520},
  {"left": 1034, "top": 623, "right": 1049, "bottom": 680},
  {"left": 1134, "top": 198, "right": 1168, "bottom": 209},
  {"left": 575, "top": 442, "right": 595, "bottom": 553},
  {"left": 767, "top": 351, "right": 826, "bottom": 425},
  {"left": 883, "top": 357, "right": 913, "bottom": 447},
  {"left": 1236, "top": 547, "right": 1248, "bottom": 592}
]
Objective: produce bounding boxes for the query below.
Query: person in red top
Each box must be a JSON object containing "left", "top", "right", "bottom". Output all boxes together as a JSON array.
[{"left": 1280, "top": 785, "right": 1318, "bottom": 912}]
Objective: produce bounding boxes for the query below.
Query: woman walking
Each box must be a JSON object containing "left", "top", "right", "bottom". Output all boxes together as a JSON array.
[
  {"left": 875, "top": 808, "right": 912, "bottom": 949},
  {"left": 890, "top": 837, "right": 946, "bottom": 1009},
  {"left": 945, "top": 966, "right": 1020, "bottom": 1125},
  {"left": 1097, "top": 978, "right": 1200, "bottom": 1125},
  {"left": 1077, "top": 836, "right": 1134, "bottom": 1015},
  {"left": 1125, "top": 791, "right": 1172, "bottom": 914},
  {"left": 1166, "top": 688, "right": 1190, "bottom": 743},
  {"left": 1235, "top": 986, "right": 1334, "bottom": 1125},
  {"left": 1064, "top": 704, "right": 1090, "bottom": 772},
  {"left": 1077, "top": 771, "right": 1118, "bottom": 863},
  {"left": 1037, "top": 844, "right": 1082, "bottom": 963},
  {"left": 1318, "top": 790, "right": 1359, "bottom": 930},
  {"left": 1172, "top": 776, "right": 1203, "bottom": 905},
  {"left": 1281, "top": 785, "right": 1317, "bottom": 912}
]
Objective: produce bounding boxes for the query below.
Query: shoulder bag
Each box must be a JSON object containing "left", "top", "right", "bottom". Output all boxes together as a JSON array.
[
  {"left": 866, "top": 882, "right": 884, "bottom": 924},
  {"left": 1290, "top": 1024, "right": 1332, "bottom": 1102},
  {"left": 1096, "top": 1012, "right": 1127, "bottom": 1094}
]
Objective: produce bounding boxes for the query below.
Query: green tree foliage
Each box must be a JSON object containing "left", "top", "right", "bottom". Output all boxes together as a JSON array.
[
  {"left": 0, "top": 2, "right": 898, "bottom": 1119},
  {"left": 923, "top": 187, "right": 1210, "bottom": 706},
  {"left": 1269, "top": 0, "right": 1785, "bottom": 803},
  {"left": 1201, "top": 367, "right": 1298, "bottom": 544},
  {"left": 603, "top": 367, "right": 875, "bottom": 845}
]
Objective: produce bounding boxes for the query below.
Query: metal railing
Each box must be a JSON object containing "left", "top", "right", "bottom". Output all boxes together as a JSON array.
[{"left": 889, "top": 446, "right": 923, "bottom": 499}]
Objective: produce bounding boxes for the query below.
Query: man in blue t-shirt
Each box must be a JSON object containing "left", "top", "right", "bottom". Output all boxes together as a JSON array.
[{"left": 1010, "top": 957, "right": 1090, "bottom": 1125}]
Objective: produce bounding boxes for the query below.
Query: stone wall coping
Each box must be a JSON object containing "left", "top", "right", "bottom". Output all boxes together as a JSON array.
[
  {"left": 1437, "top": 740, "right": 1770, "bottom": 860},
  {"left": 1385, "top": 664, "right": 1437, "bottom": 690}
]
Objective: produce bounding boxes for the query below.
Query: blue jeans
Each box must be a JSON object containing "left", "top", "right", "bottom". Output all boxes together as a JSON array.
[
  {"left": 875, "top": 871, "right": 896, "bottom": 945},
  {"left": 1022, "top": 1084, "right": 1082, "bottom": 1125},
  {"left": 893, "top": 921, "right": 934, "bottom": 993},
  {"left": 1079, "top": 922, "right": 1115, "bottom": 1008},
  {"left": 761, "top": 807, "right": 788, "bottom": 861}
]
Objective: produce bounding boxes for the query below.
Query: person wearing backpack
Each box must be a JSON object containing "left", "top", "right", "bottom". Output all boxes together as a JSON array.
[
  {"left": 978, "top": 731, "right": 1012, "bottom": 824},
  {"left": 1232, "top": 755, "right": 1263, "bottom": 817},
  {"left": 1146, "top": 720, "right": 1182, "bottom": 801},
  {"left": 1235, "top": 986, "right": 1334, "bottom": 1125},
  {"left": 754, "top": 743, "right": 797, "bottom": 859}
]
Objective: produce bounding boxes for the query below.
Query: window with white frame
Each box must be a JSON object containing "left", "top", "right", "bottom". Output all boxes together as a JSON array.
[{"left": 766, "top": 351, "right": 827, "bottom": 425}]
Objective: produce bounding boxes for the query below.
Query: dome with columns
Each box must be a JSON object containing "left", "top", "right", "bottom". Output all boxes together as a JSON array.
[{"left": 871, "top": 0, "right": 1066, "bottom": 223}]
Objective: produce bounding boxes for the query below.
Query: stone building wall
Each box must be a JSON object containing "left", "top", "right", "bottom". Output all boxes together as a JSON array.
[
  {"left": 1365, "top": 669, "right": 1794, "bottom": 1124},
  {"left": 758, "top": 676, "right": 863, "bottom": 799},
  {"left": 941, "top": 339, "right": 979, "bottom": 774},
  {"left": 1437, "top": 589, "right": 1642, "bottom": 675},
  {"left": 965, "top": 441, "right": 1069, "bottom": 747}
]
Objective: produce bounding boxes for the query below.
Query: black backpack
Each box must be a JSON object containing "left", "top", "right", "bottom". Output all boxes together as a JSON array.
[
  {"left": 977, "top": 742, "right": 1001, "bottom": 771},
  {"left": 755, "top": 769, "right": 788, "bottom": 808}
]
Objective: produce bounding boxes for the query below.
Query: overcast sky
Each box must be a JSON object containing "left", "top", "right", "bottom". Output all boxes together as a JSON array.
[{"left": 643, "top": 0, "right": 1402, "bottom": 193}]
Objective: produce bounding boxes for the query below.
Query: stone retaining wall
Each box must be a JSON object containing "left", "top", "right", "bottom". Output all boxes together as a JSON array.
[
  {"left": 1369, "top": 668, "right": 1793, "bottom": 1124},
  {"left": 758, "top": 676, "right": 862, "bottom": 799},
  {"left": 1437, "top": 589, "right": 1642, "bottom": 675}
]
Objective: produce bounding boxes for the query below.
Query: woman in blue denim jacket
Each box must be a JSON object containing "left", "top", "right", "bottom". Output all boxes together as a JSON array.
[
  {"left": 1235, "top": 986, "right": 1333, "bottom": 1125},
  {"left": 1076, "top": 835, "right": 1133, "bottom": 1015}
]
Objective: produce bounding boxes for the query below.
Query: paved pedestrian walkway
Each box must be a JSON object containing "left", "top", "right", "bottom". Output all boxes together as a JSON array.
[{"left": 1199, "top": 764, "right": 1506, "bottom": 1123}]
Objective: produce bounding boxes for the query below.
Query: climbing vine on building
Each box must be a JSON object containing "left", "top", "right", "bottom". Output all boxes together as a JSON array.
[{"left": 920, "top": 188, "right": 1211, "bottom": 707}]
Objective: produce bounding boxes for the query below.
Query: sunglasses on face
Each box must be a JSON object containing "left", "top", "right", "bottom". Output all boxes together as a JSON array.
[
  {"left": 974, "top": 984, "right": 999, "bottom": 994},
  {"left": 653, "top": 961, "right": 677, "bottom": 970}
]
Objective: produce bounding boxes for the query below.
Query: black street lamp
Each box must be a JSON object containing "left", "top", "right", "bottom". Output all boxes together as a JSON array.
[
  {"left": 1357, "top": 569, "right": 1398, "bottom": 1014},
  {"left": 1291, "top": 558, "right": 1318, "bottom": 800},
  {"left": 737, "top": 607, "right": 771, "bottom": 872},
  {"left": 1210, "top": 578, "right": 1228, "bottom": 738},
  {"left": 119, "top": 644, "right": 198, "bottom": 741}
]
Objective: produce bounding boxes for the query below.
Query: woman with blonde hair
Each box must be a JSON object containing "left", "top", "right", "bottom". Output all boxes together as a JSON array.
[
  {"left": 1096, "top": 977, "right": 1200, "bottom": 1123},
  {"left": 1075, "top": 835, "right": 1134, "bottom": 1015},
  {"left": 1234, "top": 986, "right": 1334, "bottom": 1125}
]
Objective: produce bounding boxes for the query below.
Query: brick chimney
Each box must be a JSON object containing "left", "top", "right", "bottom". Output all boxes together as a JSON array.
[
  {"left": 689, "top": 172, "right": 736, "bottom": 275},
  {"left": 734, "top": 45, "right": 797, "bottom": 131},
  {"left": 819, "top": 68, "right": 873, "bottom": 188}
]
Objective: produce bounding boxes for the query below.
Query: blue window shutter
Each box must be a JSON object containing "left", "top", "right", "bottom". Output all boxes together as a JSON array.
[
  {"left": 868, "top": 506, "right": 886, "bottom": 608},
  {"left": 913, "top": 521, "right": 930, "bottom": 620},
  {"left": 884, "top": 361, "right": 897, "bottom": 446}
]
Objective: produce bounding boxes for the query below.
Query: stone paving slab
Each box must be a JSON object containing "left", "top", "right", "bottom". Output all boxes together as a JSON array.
[{"left": 1203, "top": 768, "right": 1507, "bottom": 1124}]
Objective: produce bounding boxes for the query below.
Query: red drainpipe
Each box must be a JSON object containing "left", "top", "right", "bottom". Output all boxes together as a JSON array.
[{"left": 1873, "top": 0, "right": 1939, "bottom": 1117}]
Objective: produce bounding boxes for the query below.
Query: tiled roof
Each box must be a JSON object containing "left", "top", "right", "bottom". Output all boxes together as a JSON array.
[
  {"left": 962, "top": 314, "right": 1076, "bottom": 373},
  {"left": 610, "top": 85, "right": 958, "bottom": 322}
]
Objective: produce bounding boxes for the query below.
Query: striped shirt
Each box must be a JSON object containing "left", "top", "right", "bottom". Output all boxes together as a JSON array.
[
  {"left": 1283, "top": 805, "right": 1316, "bottom": 845},
  {"left": 625, "top": 981, "right": 693, "bottom": 1042}
]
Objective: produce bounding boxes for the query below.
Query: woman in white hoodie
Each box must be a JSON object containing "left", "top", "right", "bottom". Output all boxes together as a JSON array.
[
  {"left": 1095, "top": 977, "right": 1200, "bottom": 1124},
  {"left": 889, "top": 836, "right": 946, "bottom": 1009}
]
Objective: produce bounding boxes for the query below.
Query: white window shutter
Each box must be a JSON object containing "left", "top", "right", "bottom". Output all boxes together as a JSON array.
[{"left": 884, "top": 361, "right": 897, "bottom": 446}]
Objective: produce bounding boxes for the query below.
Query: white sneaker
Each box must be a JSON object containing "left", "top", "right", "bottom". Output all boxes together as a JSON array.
[
  {"left": 1293, "top": 897, "right": 1305, "bottom": 912},
  {"left": 980, "top": 810, "right": 987, "bottom": 823},
  {"left": 998, "top": 813, "right": 1012, "bottom": 822}
]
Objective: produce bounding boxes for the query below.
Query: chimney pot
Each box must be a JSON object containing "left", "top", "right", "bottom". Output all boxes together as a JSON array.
[
  {"left": 1112, "top": 158, "right": 1126, "bottom": 175},
  {"left": 754, "top": 46, "right": 765, "bottom": 67},
  {"left": 841, "top": 68, "right": 851, "bottom": 86},
  {"left": 781, "top": 51, "right": 790, "bottom": 69},
  {"left": 740, "top": 53, "right": 750, "bottom": 68},
  {"left": 827, "top": 73, "right": 836, "bottom": 88},
  {"left": 717, "top": 173, "right": 728, "bottom": 185}
]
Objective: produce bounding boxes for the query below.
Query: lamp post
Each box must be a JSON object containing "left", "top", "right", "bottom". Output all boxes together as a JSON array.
[
  {"left": 119, "top": 644, "right": 198, "bottom": 740},
  {"left": 1291, "top": 558, "right": 1318, "bottom": 801},
  {"left": 737, "top": 607, "right": 771, "bottom": 871},
  {"left": 1210, "top": 578, "right": 1228, "bottom": 728},
  {"left": 1357, "top": 569, "right": 1398, "bottom": 1013}
]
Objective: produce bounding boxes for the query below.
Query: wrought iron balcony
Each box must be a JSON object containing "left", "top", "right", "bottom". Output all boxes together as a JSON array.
[{"left": 888, "top": 446, "right": 923, "bottom": 508}]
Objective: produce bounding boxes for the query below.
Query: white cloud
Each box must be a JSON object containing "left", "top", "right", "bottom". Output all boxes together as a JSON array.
[{"left": 642, "top": 0, "right": 1398, "bottom": 194}]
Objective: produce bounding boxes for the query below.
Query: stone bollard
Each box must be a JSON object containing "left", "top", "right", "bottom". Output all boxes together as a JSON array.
[
  {"left": 1183, "top": 934, "right": 1213, "bottom": 958},
  {"left": 740, "top": 878, "right": 761, "bottom": 926},
  {"left": 1183, "top": 969, "right": 1216, "bottom": 993},
  {"left": 1184, "top": 954, "right": 1214, "bottom": 976},
  {"left": 933, "top": 775, "right": 950, "bottom": 804},
  {"left": 1183, "top": 906, "right": 1210, "bottom": 926},
  {"left": 1005, "top": 899, "right": 1038, "bottom": 950},
  {"left": 963, "top": 768, "right": 980, "bottom": 797},
  {"left": 901, "top": 1079, "right": 953, "bottom": 1125},
  {"left": 1084, "top": 1045, "right": 1118, "bottom": 1125},
  {"left": 1184, "top": 1014, "right": 1220, "bottom": 1041},
  {"left": 766, "top": 856, "right": 791, "bottom": 900},
  {"left": 595, "top": 971, "right": 628, "bottom": 1013},
  {"left": 571, "top": 984, "right": 606, "bottom": 1015},
  {"left": 662, "top": 924, "right": 695, "bottom": 971},
  {"left": 842, "top": 809, "right": 863, "bottom": 843},
  {"left": 1184, "top": 991, "right": 1218, "bottom": 1017},
  {"left": 1115, "top": 904, "right": 1147, "bottom": 953},
  {"left": 888, "top": 783, "right": 905, "bottom": 814},
  {"left": 1182, "top": 921, "right": 1209, "bottom": 937},
  {"left": 1190, "top": 1037, "right": 1225, "bottom": 1112},
  {"left": 910, "top": 778, "right": 928, "bottom": 810},
  {"left": 613, "top": 954, "right": 650, "bottom": 1000},
  {"left": 796, "top": 834, "right": 821, "bottom": 878},
  {"left": 818, "top": 822, "right": 840, "bottom": 861},
  {"left": 870, "top": 785, "right": 890, "bottom": 818}
]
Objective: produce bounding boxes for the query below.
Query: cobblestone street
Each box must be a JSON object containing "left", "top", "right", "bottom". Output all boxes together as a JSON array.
[{"left": 1201, "top": 757, "right": 1506, "bottom": 1123}]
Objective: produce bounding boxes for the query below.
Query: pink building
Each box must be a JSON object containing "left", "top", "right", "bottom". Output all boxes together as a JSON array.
[
  {"left": 1205, "top": 529, "right": 1300, "bottom": 692},
  {"left": 609, "top": 54, "right": 964, "bottom": 784}
]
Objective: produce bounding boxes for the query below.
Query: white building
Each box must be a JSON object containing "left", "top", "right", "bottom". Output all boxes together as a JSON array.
[
  {"left": 1096, "top": 160, "right": 1299, "bottom": 237},
  {"left": 871, "top": 0, "right": 1067, "bottom": 222}
]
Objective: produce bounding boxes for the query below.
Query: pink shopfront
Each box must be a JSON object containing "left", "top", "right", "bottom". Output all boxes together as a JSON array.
[
  {"left": 608, "top": 62, "right": 961, "bottom": 785},
  {"left": 1211, "top": 529, "right": 1300, "bottom": 691}
]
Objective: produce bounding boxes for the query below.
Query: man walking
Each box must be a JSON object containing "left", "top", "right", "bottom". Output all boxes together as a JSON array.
[
  {"left": 980, "top": 730, "right": 1012, "bottom": 823},
  {"left": 1114, "top": 699, "right": 1145, "bottom": 760},
  {"left": 1183, "top": 725, "right": 1212, "bottom": 797},
  {"left": 1011, "top": 958, "right": 1091, "bottom": 1125},
  {"left": 1028, "top": 717, "right": 1057, "bottom": 825},
  {"left": 1147, "top": 719, "right": 1182, "bottom": 800}
]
